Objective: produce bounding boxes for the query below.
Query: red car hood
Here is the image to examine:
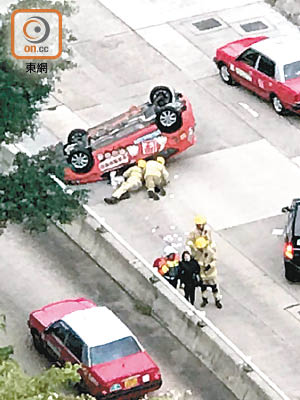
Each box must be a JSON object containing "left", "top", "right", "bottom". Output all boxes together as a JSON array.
[
  {"left": 283, "top": 76, "right": 300, "bottom": 94},
  {"left": 30, "top": 298, "right": 96, "bottom": 329},
  {"left": 217, "top": 36, "right": 267, "bottom": 58},
  {"left": 90, "top": 351, "right": 158, "bottom": 383}
]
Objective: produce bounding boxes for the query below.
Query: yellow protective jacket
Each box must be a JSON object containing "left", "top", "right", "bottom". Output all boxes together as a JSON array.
[
  {"left": 186, "top": 225, "right": 212, "bottom": 248},
  {"left": 144, "top": 160, "right": 169, "bottom": 182},
  {"left": 123, "top": 165, "right": 144, "bottom": 182},
  {"left": 191, "top": 243, "right": 217, "bottom": 280}
]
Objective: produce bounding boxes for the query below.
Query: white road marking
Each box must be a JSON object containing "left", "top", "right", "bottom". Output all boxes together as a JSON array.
[
  {"left": 238, "top": 102, "right": 259, "bottom": 118},
  {"left": 272, "top": 228, "right": 284, "bottom": 236}
]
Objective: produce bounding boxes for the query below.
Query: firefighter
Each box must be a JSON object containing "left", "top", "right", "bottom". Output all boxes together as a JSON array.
[
  {"left": 186, "top": 215, "right": 212, "bottom": 250},
  {"left": 104, "top": 159, "right": 146, "bottom": 204},
  {"left": 192, "top": 236, "right": 222, "bottom": 309},
  {"left": 144, "top": 157, "right": 169, "bottom": 201},
  {"left": 153, "top": 246, "right": 179, "bottom": 288}
]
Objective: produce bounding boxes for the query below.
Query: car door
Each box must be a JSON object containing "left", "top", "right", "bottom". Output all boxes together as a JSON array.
[
  {"left": 63, "top": 329, "right": 84, "bottom": 364},
  {"left": 231, "top": 48, "right": 260, "bottom": 91},
  {"left": 44, "top": 320, "right": 70, "bottom": 363},
  {"left": 251, "top": 55, "right": 276, "bottom": 99}
]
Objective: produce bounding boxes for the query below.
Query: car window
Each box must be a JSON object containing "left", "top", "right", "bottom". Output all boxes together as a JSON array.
[
  {"left": 89, "top": 336, "right": 141, "bottom": 366},
  {"left": 236, "top": 48, "right": 259, "bottom": 67},
  {"left": 65, "top": 331, "right": 84, "bottom": 361},
  {"left": 294, "top": 206, "right": 300, "bottom": 236},
  {"left": 284, "top": 61, "right": 300, "bottom": 81},
  {"left": 257, "top": 56, "right": 275, "bottom": 78},
  {"left": 49, "top": 321, "right": 69, "bottom": 343}
]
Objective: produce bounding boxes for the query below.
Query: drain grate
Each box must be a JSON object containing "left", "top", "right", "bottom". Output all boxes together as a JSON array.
[
  {"left": 240, "top": 21, "right": 268, "bottom": 32},
  {"left": 193, "top": 18, "right": 222, "bottom": 31}
]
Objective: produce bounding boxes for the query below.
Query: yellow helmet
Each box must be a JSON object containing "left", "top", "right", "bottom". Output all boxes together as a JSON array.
[
  {"left": 194, "top": 215, "right": 207, "bottom": 225},
  {"left": 195, "top": 237, "right": 209, "bottom": 250},
  {"left": 156, "top": 156, "right": 165, "bottom": 165},
  {"left": 137, "top": 159, "right": 146, "bottom": 168}
]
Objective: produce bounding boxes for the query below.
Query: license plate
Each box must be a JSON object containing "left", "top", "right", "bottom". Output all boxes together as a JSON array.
[{"left": 124, "top": 377, "right": 138, "bottom": 389}]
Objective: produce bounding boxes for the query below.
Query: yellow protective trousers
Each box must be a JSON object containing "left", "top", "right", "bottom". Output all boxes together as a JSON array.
[
  {"left": 145, "top": 175, "right": 162, "bottom": 191},
  {"left": 112, "top": 176, "right": 142, "bottom": 199}
]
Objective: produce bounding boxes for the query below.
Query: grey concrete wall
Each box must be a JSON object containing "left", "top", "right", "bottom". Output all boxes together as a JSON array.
[
  {"left": 267, "top": 0, "right": 300, "bottom": 25},
  {"left": 59, "top": 216, "right": 284, "bottom": 400}
]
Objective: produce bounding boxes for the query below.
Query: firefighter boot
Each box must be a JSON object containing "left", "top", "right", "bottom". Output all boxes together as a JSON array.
[
  {"left": 148, "top": 190, "right": 159, "bottom": 201},
  {"left": 159, "top": 187, "right": 166, "bottom": 196},
  {"left": 104, "top": 196, "right": 119, "bottom": 205},
  {"left": 215, "top": 300, "right": 223, "bottom": 309},
  {"left": 200, "top": 298, "right": 208, "bottom": 308},
  {"left": 119, "top": 192, "right": 130, "bottom": 201}
]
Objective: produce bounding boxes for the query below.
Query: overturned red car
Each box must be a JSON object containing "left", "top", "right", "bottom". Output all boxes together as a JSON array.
[{"left": 63, "top": 86, "right": 196, "bottom": 184}]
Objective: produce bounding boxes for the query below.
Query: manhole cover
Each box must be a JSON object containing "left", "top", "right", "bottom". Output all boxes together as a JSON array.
[
  {"left": 240, "top": 21, "right": 268, "bottom": 32},
  {"left": 193, "top": 18, "right": 222, "bottom": 31}
]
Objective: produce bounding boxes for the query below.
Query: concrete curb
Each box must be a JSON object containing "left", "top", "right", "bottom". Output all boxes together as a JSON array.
[{"left": 58, "top": 215, "right": 284, "bottom": 400}]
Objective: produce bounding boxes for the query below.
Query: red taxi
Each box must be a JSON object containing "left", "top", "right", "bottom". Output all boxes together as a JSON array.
[
  {"left": 214, "top": 36, "right": 300, "bottom": 115},
  {"left": 63, "top": 86, "right": 196, "bottom": 184},
  {"left": 28, "top": 298, "right": 162, "bottom": 399}
]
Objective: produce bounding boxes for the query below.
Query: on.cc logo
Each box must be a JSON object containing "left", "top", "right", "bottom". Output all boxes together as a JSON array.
[{"left": 23, "top": 16, "right": 50, "bottom": 44}]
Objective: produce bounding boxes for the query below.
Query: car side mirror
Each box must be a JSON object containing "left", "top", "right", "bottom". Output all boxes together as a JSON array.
[{"left": 281, "top": 206, "right": 290, "bottom": 213}]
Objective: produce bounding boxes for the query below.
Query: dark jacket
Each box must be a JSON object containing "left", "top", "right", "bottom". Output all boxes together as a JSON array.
[{"left": 179, "top": 256, "right": 200, "bottom": 286}]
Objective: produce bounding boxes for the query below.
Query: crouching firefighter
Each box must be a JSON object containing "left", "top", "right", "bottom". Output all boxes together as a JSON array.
[
  {"left": 104, "top": 159, "right": 146, "bottom": 204},
  {"left": 192, "top": 237, "right": 223, "bottom": 309}
]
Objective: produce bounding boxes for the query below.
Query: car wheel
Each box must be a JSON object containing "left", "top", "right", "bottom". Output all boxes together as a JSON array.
[
  {"left": 271, "top": 95, "right": 286, "bottom": 116},
  {"left": 68, "top": 147, "right": 94, "bottom": 173},
  {"left": 150, "top": 86, "right": 174, "bottom": 107},
  {"left": 156, "top": 106, "right": 182, "bottom": 133},
  {"left": 68, "top": 129, "right": 88, "bottom": 144},
  {"left": 31, "top": 329, "right": 44, "bottom": 354},
  {"left": 284, "top": 262, "right": 299, "bottom": 282},
  {"left": 219, "top": 63, "right": 234, "bottom": 85}
]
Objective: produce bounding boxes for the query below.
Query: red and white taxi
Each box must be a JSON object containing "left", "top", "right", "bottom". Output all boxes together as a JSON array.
[
  {"left": 63, "top": 86, "right": 196, "bottom": 184},
  {"left": 28, "top": 298, "right": 162, "bottom": 399},
  {"left": 214, "top": 36, "right": 300, "bottom": 115}
]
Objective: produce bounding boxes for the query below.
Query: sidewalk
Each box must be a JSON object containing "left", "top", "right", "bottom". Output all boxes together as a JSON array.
[{"left": 5, "top": 0, "right": 300, "bottom": 398}]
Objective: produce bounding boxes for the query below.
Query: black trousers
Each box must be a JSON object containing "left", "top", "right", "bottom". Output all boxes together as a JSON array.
[
  {"left": 184, "top": 283, "right": 196, "bottom": 305},
  {"left": 165, "top": 277, "right": 178, "bottom": 288}
]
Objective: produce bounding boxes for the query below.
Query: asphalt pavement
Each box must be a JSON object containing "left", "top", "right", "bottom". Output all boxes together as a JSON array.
[
  {"left": 0, "top": 225, "right": 237, "bottom": 400},
  {"left": 2, "top": 0, "right": 300, "bottom": 398}
]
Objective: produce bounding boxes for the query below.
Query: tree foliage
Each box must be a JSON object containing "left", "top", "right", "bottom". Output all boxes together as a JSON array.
[
  {"left": 0, "top": 0, "right": 77, "bottom": 144},
  {"left": 0, "top": 316, "right": 94, "bottom": 400},
  {"left": 0, "top": 147, "right": 88, "bottom": 233}
]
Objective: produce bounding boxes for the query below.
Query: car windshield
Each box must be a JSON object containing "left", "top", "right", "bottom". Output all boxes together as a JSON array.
[
  {"left": 89, "top": 336, "right": 141, "bottom": 366},
  {"left": 284, "top": 61, "right": 300, "bottom": 81}
]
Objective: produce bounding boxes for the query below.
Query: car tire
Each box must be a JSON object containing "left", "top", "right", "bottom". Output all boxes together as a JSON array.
[
  {"left": 68, "top": 147, "right": 94, "bottom": 174},
  {"left": 150, "top": 86, "right": 174, "bottom": 107},
  {"left": 31, "top": 329, "right": 44, "bottom": 354},
  {"left": 68, "top": 129, "right": 88, "bottom": 144},
  {"left": 219, "top": 63, "right": 234, "bottom": 85},
  {"left": 156, "top": 106, "right": 182, "bottom": 133},
  {"left": 284, "top": 262, "right": 299, "bottom": 282},
  {"left": 271, "top": 95, "right": 287, "bottom": 116}
]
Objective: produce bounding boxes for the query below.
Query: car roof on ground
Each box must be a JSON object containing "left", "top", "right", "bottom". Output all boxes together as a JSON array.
[
  {"left": 62, "top": 306, "right": 133, "bottom": 347},
  {"left": 251, "top": 36, "right": 300, "bottom": 65}
]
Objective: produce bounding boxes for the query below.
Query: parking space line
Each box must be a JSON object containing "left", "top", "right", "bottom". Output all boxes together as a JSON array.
[{"left": 238, "top": 102, "right": 259, "bottom": 118}]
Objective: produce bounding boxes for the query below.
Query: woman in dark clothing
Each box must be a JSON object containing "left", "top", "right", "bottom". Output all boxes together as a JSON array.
[{"left": 179, "top": 251, "right": 200, "bottom": 305}]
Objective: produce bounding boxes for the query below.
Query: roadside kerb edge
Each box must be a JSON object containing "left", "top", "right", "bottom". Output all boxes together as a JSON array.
[{"left": 1, "top": 143, "right": 290, "bottom": 400}]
